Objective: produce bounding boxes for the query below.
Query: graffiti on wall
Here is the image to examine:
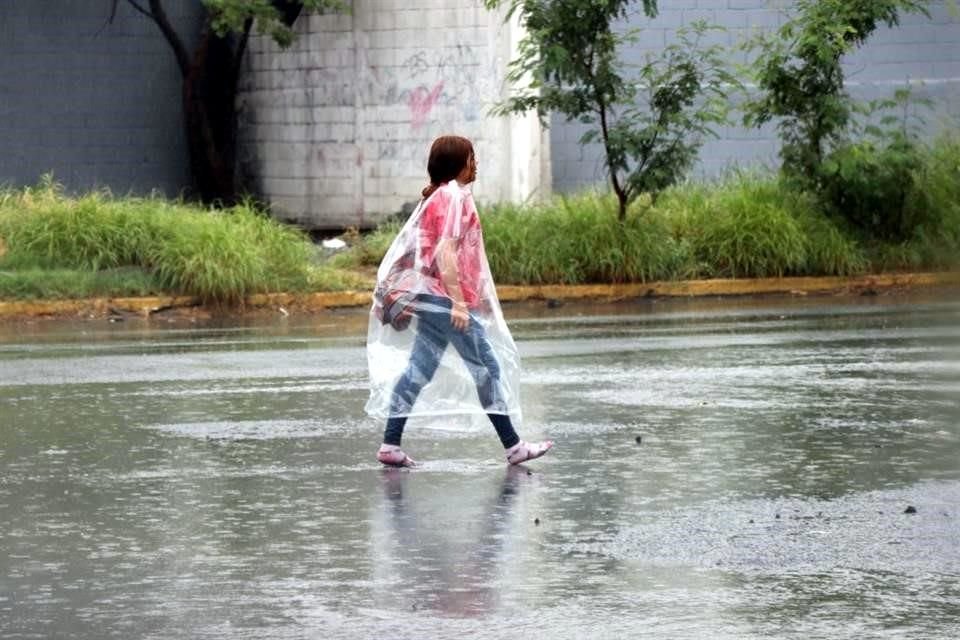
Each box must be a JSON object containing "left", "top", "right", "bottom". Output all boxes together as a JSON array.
[
  {"left": 349, "top": 40, "right": 503, "bottom": 178},
  {"left": 407, "top": 81, "right": 445, "bottom": 130},
  {"left": 361, "top": 44, "right": 497, "bottom": 131}
]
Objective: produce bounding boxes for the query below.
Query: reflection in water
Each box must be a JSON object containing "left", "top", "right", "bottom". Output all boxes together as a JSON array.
[{"left": 372, "top": 466, "right": 530, "bottom": 618}]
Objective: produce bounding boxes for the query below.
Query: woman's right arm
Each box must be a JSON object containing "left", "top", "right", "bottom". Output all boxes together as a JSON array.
[{"left": 438, "top": 240, "right": 469, "bottom": 331}]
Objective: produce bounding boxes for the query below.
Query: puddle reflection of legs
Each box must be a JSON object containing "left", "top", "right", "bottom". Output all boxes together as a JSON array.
[{"left": 377, "top": 466, "right": 531, "bottom": 617}]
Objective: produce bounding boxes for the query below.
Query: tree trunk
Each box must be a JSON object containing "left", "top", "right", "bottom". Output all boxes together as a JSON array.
[
  {"left": 182, "top": 23, "right": 240, "bottom": 205},
  {"left": 596, "top": 100, "right": 628, "bottom": 221}
]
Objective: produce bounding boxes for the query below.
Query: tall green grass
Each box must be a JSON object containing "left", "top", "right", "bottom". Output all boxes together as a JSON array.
[
  {"left": 902, "top": 132, "right": 960, "bottom": 268},
  {"left": 0, "top": 181, "right": 343, "bottom": 302},
  {"left": 144, "top": 200, "right": 313, "bottom": 303},
  {"left": 483, "top": 191, "right": 685, "bottom": 284},
  {"left": 657, "top": 175, "right": 868, "bottom": 279},
  {"left": 478, "top": 175, "right": 878, "bottom": 284},
  {"left": 0, "top": 182, "right": 153, "bottom": 271}
]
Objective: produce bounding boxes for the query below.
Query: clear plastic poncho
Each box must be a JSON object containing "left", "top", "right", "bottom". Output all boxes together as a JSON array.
[{"left": 365, "top": 181, "right": 522, "bottom": 426}]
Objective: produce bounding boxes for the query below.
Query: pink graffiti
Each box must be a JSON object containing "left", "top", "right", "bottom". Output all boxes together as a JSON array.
[{"left": 408, "top": 82, "right": 444, "bottom": 131}]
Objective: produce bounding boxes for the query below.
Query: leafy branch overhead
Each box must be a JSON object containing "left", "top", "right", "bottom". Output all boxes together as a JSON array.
[
  {"left": 484, "top": 0, "right": 736, "bottom": 221},
  {"left": 203, "top": 0, "right": 348, "bottom": 46}
]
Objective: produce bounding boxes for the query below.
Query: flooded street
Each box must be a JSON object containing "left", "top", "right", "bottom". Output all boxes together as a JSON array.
[{"left": 1, "top": 293, "right": 959, "bottom": 639}]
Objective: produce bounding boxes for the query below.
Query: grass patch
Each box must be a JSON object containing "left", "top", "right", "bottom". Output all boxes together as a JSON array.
[
  {"left": 303, "top": 264, "right": 373, "bottom": 292},
  {"left": 143, "top": 200, "right": 313, "bottom": 303},
  {"left": 326, "top": 223, "right": 401, "bottom": 271},
  {"left": 657, "top": 175, "right": 869, "bottom": 279},
  {"left": 905, "top": 132, "right": 960, "bottom": 267},
  {"left": 688, "top": 177, "right": 808, "bottom": 278},
  {"left": 0, "top": 267, "right": 162, "bottom": 300},
  {"left": 0, "top": 181, "right": 319, "bottom": 303},
  {"left": 483, "top": 191, "right": 685, "bottom": 284}
]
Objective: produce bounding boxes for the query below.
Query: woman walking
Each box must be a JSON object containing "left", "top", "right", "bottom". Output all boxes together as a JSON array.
[{"left": 366, "top": 135, "right": 553, "bottom": 467}]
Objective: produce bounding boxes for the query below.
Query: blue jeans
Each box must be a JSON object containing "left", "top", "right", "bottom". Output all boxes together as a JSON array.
[{"left": 384, "top": 295, "right": 519, "bottom": 448}]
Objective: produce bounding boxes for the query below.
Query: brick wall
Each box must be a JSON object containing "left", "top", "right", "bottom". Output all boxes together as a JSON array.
[
  {"left": 0, "top": 1, "right": 203, "bottom": 195},
  {"left": 551, "top": 0, "right": 960, "bottom": 192},
  {"left": 238, "top": 0, "right": 550, "bottom": 230}
]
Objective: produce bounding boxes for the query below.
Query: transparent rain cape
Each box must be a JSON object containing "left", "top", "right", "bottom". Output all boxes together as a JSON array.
[{"left": 365, "top": 181, "right": 522, "bottom": 425}]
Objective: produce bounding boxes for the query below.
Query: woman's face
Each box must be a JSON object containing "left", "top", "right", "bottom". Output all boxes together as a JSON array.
[{"left": 456, "top": 153, "right": 477, "bottom": 185}]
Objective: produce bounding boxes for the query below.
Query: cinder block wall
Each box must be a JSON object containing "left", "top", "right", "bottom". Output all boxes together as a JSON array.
[
  {"left": 237, "top": 0, "right": 550, "bottom": 230},
  {"left": 0, "top": 1, "right": 203, "bottom": 195},
  {"left": 551, "top": 0, "right": 960, "bottom": 192}
]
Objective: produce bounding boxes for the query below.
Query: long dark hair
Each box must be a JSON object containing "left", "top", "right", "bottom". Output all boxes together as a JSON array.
[{"left": 421, "top": 135, "right": 474, "bottom": 199}]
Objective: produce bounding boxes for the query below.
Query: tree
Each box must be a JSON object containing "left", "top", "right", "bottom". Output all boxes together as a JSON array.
[
  {"left": 484, "top": 1, "right": 736, "bottom": 221},
  {"left": 743, "top": 0, "right": 930, "bottom": 188},
  {"left": 110, "top": 0, "right": 346, "bottom": 205}
]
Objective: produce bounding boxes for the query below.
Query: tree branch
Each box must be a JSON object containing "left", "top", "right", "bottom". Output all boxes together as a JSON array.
[
  {"left": 97, "top": 0, "right": 125, "bottom": 35},
  {"left": 144, "top": 0, "right": 191, "bottom": 77},
  {"left": 125, "top": 0, "right": 153, "bottom": 20}
]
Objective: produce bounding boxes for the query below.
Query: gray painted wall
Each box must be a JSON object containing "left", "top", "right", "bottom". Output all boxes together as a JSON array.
[
  {"left": 0, "top": 1, "right": 202, "bottom": 195},
  {"left": 551, "top": 0, "right": 960, "bottom": 192}
]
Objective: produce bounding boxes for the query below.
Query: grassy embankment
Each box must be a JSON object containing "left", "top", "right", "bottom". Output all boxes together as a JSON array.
[
  {"left": 0, "top": 180, "right": 366, "bottom": 302},
  {"left": 1, "top": 134, "right": 957, "bottom": 303}
]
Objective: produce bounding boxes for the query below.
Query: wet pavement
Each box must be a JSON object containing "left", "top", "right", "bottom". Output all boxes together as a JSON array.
[{"left": 1, "top": 293, "right": 959, "bottom": 639}]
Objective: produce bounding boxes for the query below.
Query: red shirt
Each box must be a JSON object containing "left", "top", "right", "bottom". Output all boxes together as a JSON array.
[{"left": 418, "top": 185, "right": 484, "bottom": 308}]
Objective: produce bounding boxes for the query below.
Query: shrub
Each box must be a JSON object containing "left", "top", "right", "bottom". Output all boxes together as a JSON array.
[{"left": 818, "top": 133, "right": 925, "bottom": 241}]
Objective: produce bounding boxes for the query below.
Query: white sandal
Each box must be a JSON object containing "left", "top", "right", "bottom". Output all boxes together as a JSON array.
[
  {"left": 506, "top": 440, "right": 554, "bottom": 465},
  {"left": 377, "top": 445, "right": 418, "bottom": 467}
]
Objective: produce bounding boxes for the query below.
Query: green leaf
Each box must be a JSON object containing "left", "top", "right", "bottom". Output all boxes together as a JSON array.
[{"left": 203, "top": 0, "right": 348, "bottom": 46}]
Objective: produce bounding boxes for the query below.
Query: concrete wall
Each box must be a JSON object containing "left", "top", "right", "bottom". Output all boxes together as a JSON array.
[
  {"left": 0, "top": 1, "right": 203, "bottom": 196},
  {"left": 551, "top": 0, "right": 960, "bottom": 192},
  {"left": 237, "top": 0, "right": 550, "bottom": 230}
]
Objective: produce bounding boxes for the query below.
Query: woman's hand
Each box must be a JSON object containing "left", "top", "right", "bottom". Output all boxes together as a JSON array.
[{"left": 450, "top": 301, "right": 469, "bottom": 332}]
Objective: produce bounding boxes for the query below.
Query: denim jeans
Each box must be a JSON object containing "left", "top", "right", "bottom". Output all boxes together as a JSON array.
[{"left": 384, "top": 294, "right": 519, "bottom": 448}]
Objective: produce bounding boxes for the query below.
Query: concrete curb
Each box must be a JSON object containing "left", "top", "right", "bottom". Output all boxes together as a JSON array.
[
  {"left": 496, "top": 271, "right": 960, "bottom": 301},
  {"left": 1, "top": 272, "right": 958, "bottom": 320}
]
